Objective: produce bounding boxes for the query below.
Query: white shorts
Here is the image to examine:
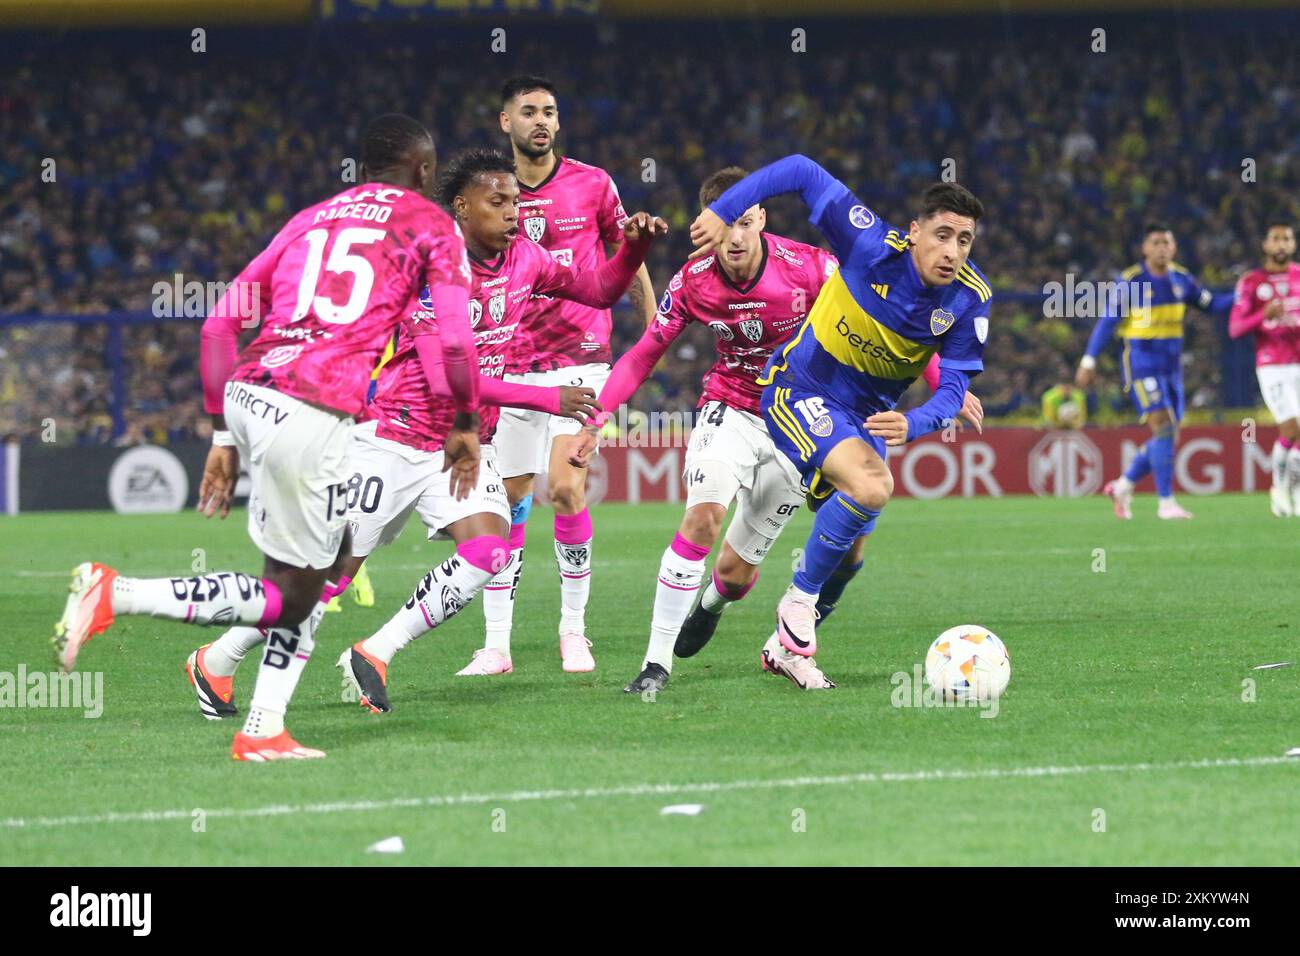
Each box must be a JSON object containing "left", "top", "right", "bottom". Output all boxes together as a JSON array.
[
  {"left": 223, "top": 382, "right": 353, "bottom": 570},
  {"left": 494, "top": 362, "right": 611, "bottom": 479},
  {"left": 345, "top": 420, "right": 511, "bottom": 556},
  {"left": 1258, "top": 364, "right": 1300, "bottom": 425},
  {"left": 684, "top": 401, "right": 805, "bottom": 565}
]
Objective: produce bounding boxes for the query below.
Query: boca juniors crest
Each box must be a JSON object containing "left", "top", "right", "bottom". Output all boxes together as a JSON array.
[
  {"left": 929, "top": 308, "right": 956, "bottom": 335},
  {"left": 739, "top": 319, "right": 764, "bottom": 343},
  {"left": 489, "top": 293, "right": 506, "bottom": 325},
  {"left": 524, "top": 216, "right": 547, "bottom": 242}
]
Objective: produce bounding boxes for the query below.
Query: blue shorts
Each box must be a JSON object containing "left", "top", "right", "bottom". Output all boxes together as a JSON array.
[
  {"left": 760, "top": 378, "right": 887, "bottom": 501},
  {"left": 1125, "top": 369, "right": 1184, "bottom": 422}
]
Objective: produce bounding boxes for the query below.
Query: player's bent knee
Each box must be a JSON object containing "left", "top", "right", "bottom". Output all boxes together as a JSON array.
[{"left": 843, "top": 474, "right": 891, "bottom": 512}]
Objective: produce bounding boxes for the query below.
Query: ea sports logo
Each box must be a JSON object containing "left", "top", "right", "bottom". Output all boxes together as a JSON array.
[{"left": 1028, "top": 431, "right": 1103, "bottom": 498}]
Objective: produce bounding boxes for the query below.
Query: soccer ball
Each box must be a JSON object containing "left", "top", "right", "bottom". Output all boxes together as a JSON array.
[{"left": 924, "top": 625, "right": 1011, "bottom": 701}]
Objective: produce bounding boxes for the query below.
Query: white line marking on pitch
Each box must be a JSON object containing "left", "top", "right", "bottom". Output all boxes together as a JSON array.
[{"left": 1, "top": 756, "right": 1291, "bottom": 831}]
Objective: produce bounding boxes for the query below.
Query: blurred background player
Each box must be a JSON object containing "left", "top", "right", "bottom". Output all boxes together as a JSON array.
[
  {"left": 1041, "top": 369, "right": 1088, "bottom": 430},
  {"left": 1229, "top": 223, "right": 1300, "bottom": 516},
  {"left": 691, "top": 155, "right": 991, "bottom": 690},
  {"left": 485, "top": 75, "right": 657, "bottom": 674},
  {"left": 334, "top": 151, "right": 664, "bottom": 709},
  {"left": 1076, "top": 223, "right": 1233, "bottom": 520},
  {"left": 56, "top": 115, "right": 481, "bottom": 758}
]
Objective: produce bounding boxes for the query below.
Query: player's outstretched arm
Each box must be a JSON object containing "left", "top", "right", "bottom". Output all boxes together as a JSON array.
[
  {"left": 1077, "top": 293, "right": 1123, "bottom": 387},
  {"left": 690, "top": 154, "right": 861, "bottom": 260},
  {"left": 553, "top": 212, "right": 666, "bottom": 309}
]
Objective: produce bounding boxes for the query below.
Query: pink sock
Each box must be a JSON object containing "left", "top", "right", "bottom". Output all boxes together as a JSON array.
[
  {"left": 1281, "top": 436, "right": 1295, "bottom": 450},
  {"left": 319, "top": 576, "right": 352, "bottom": 603},
  {"left": 458, "top": 535, "right": 511, "bottom": 575},
  {"left": 671, "top": 532, "right": 711, "bottom": 562},
  {"left": 712, "top": 566, "right": 758, "bottom": 601},
  {"left": 257, "top": 580, "right": 282, "bottom": 627},
  {"left": 509, "top": 522, "right": 527, "bottom": 550},
  {"left": 554, "top": 508, "right": 593, "bottom": 545}
]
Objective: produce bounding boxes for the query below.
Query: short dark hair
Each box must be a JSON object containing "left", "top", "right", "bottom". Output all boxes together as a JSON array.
[
  {"left": 361, "top": 114, "right": 432, "bottom": 172},
  {"left": 1144, "top": 222, "right": 1173, "bottom": 237},
  {"left": 698, "top": 167, "right": 749, "bottom": 210},
  {"left": 500, "top": 74, "right": 558, "bottom": 107},
  {"left": 437, "top": 148, "right": 516, "bottom": 210},
  {"left": 1266, "top": 222, "right": 1295, "bottom": 234},
  {"left": 919, "top": 182, "right": 983, "bottom": 223}
]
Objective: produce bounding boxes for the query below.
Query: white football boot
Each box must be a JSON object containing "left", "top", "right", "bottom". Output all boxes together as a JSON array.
[{"left": 761, "top": 633, "right": 835, "bottom": 690}]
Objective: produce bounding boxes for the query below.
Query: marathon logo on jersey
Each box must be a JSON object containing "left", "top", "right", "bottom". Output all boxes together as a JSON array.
[
  {"left": 489, "top": 293, "right": 506, "bottom": 325},
  {"left": 849, "top": 205, "right": 877, "bottom": 229},
  {"left": 929, "top": 308, "right": 956, "bottom": 336},
  {"left": 709, "top": 321, "right": 734, "bottom": 341},
  {"left": 261, "top": 345, "right": 304, "bottom": 369},
  {"left": 50, "top": 886, "right": 151, "bottom": 936},
  {"left": 524, "top": 216, "right": 547, "bottom": 242},
  {"left": 739, "top": 319, "right": 764, "bottom": 343}
]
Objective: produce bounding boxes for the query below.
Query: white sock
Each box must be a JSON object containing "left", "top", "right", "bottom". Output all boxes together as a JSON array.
[
  {"left": 1159, "top": 495, "right": 1177, "bottom": 507},
  {"left": 788, "top": 582, "right": 819, "bottom": 603},
  {"left": 1271, "top": 440, "right": 1289, "bottom": 490},
  {"left": 203, "top": 626, "right": 267, "bottom": 678},
  {"left": 700, "top": 579, "right": 732, "bottom": 614},
  {"left": 112, "top": 572, "right": 275, "bottom": 626},
  {"left": 362, "top": 554, "right": 494, "bottom": 664},
  {"left": 1113, "top": 475, "right": 1134, "bottom": 495},
  {"left": 242, "top": 599, "right": 328, "bottom": 738},
  {"left": 645, "top": 546, "right": 706, "bottom": 672},
  {"left": 554, "top": 538, "right": 592, "bottom": 637},
  {"left": 1287, "top": 448, "right": 1300, "bottom": 494},
  {"left": 482, "top": 548, "right": 522, "bottom": 656}
]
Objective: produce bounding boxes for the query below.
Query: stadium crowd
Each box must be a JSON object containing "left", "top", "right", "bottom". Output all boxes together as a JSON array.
[{"left": 2, "top": 16, "right": 1297, "bottom": 443}]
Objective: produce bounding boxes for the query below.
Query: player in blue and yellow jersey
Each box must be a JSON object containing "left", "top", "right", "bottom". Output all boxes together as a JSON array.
[
  {"left": 1075, "top": 223, "right": 1233, "bottom": 520},
  {"left": 690, "top": 154, "right": 990, "bottom": 689}
]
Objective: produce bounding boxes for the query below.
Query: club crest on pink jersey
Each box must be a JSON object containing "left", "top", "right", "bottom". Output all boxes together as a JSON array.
[
  {"left": 525, "top": 216, "right": 547, "bottom": 242},
  {"left": 261, "top": 345, "right": 303, "bottom": 368},
  {"left": 488, "top": 293, "right": 506, "bottom": 325},
  {"left": 739, "top": 319, "right": 764, "bottom": 343}
]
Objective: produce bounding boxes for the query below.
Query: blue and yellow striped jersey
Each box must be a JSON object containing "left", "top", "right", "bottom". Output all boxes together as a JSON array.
[
  {"left": 710, "top": 155, "right": 990, "bottom": 420},
  {"left": 1084, "top": 261, "right": 1230, "bottom": 376}
]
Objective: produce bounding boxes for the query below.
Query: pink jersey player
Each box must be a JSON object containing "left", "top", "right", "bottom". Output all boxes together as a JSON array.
[
  {"left": 203, "top": 185, "right": 477, "bottom": 420},
  {"left": 1230, "top": 246, "right": 1300, "bottom": 516},
  {"left": 369, "top": 231, "right": 648, "bottom": 454},
  {"left": 1230, "top": 263, "right": 1300, "bottom": 368},
  {"left": 508, "top": 156, "right": 629, "bottom": 372},
  {"left": 598, "top": 233, "right": 839, "bottom": 418}
]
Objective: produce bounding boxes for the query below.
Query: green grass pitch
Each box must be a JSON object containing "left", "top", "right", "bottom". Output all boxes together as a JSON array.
[{"left": 2, "top": 493, "right": 1299, "bottom": 865}]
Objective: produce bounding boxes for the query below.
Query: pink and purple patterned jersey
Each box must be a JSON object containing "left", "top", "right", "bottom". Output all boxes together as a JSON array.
[
  {"left": 1230, "top": 264, "right": 1300, "bottom": 367},
  {"left": 509, "top": 156, "right": 628, "bottom": 372},
  {"left": 372, "top": 235, "right": 578, "bottom": 452},
  {"left": 222, "top": 185, "right": 471, "bottom": 417},
  {"left": 652, "top": 234, "right": 838, "bottom": 415}
]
